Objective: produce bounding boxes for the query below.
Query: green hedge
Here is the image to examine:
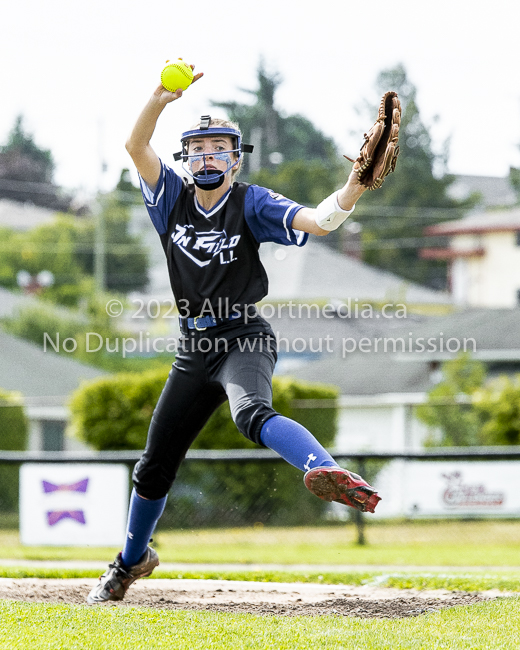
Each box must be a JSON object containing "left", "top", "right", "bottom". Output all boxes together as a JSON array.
[
  {"left": 70, "top": 370, "right": 338, "bottom": 451},
  {"left": 69, "top": 370, "right": 339, "bottom": 526},
  {"left": 0, "top": 389, "right": 28, "bottom": 513}
]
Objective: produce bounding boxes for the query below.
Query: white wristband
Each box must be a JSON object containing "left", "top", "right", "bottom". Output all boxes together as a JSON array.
[{"left": 314, "top": 191, "right": 355, "bottom": 231}]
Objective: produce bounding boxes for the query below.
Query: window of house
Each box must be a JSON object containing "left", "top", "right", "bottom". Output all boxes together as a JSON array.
[
  {"left": 516, "top": 231, "right": 520, "bottom": 246},
  {"left": 41, "top": 420, "right": 65, "bottom": 451},
  {"left": 517, "top": 289, "right": 520, "bottom": 307}
]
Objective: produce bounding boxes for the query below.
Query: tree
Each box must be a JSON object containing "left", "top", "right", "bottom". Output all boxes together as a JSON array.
[
  {"left": 0, "top": 388, "right": 27, "bottom": 513},
  {"left": 0, "top": 216, "right": 89, "bottom": 306},
  {"left": 474, "top": 376, "right": 520, "bottom": 445},
  {"left": 0, "top": 115, "right": 71, "bottom": 211},
  {"left": 115, "top": 168, "right": 142, "bottom": 207},
  {"left": 416, "top": 354, "right": 487, "bottom": 447},
  {"left": 352, "top": 64, "right": 477, "bottom": 289},
  {"left": 249, "top": 160, "right": 338, "bottom": 207},
  {"left": 0, "top": 170, "right": 149, "bottom": 303},
  {"left": 75, "top": 173, "right": 149, "bottom": 294},
  {"left": 212, "top": 61, "right": 339, "bottom": 180}
]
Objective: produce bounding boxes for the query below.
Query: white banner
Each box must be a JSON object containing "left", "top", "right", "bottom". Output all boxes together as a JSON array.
[
  {"left": 20, "top": 464, "right": 129, "bottom": 546},
  {"left": 372, "top": 460, "right": 520, "bottom": 518}
]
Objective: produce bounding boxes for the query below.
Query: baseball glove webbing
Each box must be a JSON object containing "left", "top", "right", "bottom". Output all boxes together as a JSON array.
[{"left": 345, "top": 91, "right": 402, "bottom": 190}]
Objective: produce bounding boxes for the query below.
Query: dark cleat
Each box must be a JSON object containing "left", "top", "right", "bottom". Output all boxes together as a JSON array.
[
  {"left": 87, "top": 547, "right": 159, "bottom": 605},
  {"left": 304, "top": 466, "right": 381, "bottom": 513}
]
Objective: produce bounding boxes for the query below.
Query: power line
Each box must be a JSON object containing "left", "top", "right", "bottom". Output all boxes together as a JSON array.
[
  {"left": 0, "top": 177, "right": 481, "bottom": 215},
  {"left": 344, "top": 237, "right": 448, "bottom": 250},
  {"left": 354, "top": 205, "right": 468, "bottom": 217},
  {"left": 0, "top": 243, "right": 148, "bottom": 253}
]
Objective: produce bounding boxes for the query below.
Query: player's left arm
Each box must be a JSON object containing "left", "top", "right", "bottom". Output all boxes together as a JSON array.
[{"left": 292, "top": 168, "right": 367, "bottom": 235}]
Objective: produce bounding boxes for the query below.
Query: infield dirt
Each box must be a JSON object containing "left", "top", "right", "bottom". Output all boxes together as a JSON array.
[{"left": 0, "top": 578, "right": 506, "bottom": 618}]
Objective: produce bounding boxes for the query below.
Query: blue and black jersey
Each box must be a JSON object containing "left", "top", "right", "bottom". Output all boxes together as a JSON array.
[{"left": 140, "top": 161, "right": 308, "bottom": 317}]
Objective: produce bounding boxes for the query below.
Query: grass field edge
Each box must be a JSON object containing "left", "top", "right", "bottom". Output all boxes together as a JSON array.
[{"left": 1, "top": 566, "right": 520, "bottom": 592}]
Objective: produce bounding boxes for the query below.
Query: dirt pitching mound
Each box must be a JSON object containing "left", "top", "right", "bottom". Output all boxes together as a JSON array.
[{"left": 0, "top": 578, "right": 505, "bottom": 618}]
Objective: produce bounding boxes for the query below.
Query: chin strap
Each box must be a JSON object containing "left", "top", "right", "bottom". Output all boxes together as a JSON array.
[{"left": 192, "top": 170, "right": 226, "bottom": 191}]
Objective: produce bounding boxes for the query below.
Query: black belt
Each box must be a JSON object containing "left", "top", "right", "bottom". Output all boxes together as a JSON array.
[{"left": 179, "top": 311, "right": 242, "bottom": 333}]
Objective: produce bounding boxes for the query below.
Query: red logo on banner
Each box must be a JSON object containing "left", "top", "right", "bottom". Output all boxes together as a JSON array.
[{"left": 442, "top": 472, "right": 504, "bottom": 507}]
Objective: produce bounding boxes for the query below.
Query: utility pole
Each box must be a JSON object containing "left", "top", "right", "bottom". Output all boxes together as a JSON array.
[
  {"left": 249, "top": 126, "right": 263, "bottom": 175},
  {"left": 94, "top": 119, "right": 107, "bottom": 294}
]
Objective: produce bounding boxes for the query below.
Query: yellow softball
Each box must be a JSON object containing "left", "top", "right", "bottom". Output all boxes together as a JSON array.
[{"left": 161, "top": 58, "right": 194, "bottom": 92}]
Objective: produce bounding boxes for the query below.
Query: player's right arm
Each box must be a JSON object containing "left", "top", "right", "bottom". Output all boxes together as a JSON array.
[
  {"left": 125, "top": 86, "right": 182, "bottom": 190},
  {"left": 126, "top": 66, "right": 202, "bottom": 190}
]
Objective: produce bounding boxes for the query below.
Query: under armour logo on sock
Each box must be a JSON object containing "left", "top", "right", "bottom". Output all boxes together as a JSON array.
[{"left": 304, "top": 453, "right": 318, "bottom": 471}]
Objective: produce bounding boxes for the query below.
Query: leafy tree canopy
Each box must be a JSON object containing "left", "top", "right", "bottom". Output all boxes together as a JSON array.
[
  {"left": 474, "top": 375, "right": 520, "bottom": 446},
  {"left": 0, "top": 169, "right": 149, "bottom": 303},
  {"left": 115, "top": 168, "right": 142, "bottom": 206},
  {"left": 212, "top": 61, "right": 339, "bottom": 178},
  {"left": 416, "top": 354, "right": 487, "bottom": 447},
  {"left": 353, "top": 64, "right": 478, "bottom": 288}
]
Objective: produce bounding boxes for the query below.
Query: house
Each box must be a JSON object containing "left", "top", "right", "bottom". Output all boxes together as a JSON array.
[
  {"left": 0, "top": 199, "right": 57, "bottom": 231},
  {"left": 265, "top": 306, "right": 520, "bottom": 451},
  {"left": 259, "top": 239, "right": 451, "bottom": 306},
  {"left": 448, "top": 174, "right": 517, "bottom": 209},
  {"left": 421, "top": 207, "right": 520, "bottom": 308},
  {"left": 274, "top": 306, "right": 520, "bottom": 519},
  {"left": 0, "top": 286, "right": 40, "bottom": 319},
  {"left": 0, "top": 329, "right": 106, "bottom": 451}
]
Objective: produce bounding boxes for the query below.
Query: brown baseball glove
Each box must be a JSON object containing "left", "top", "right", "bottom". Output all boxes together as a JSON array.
[{"left": 345, "top": 91, "right": 401, "bottom": 190}]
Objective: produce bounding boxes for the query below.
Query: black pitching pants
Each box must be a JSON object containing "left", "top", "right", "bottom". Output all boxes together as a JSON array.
[{"left": 132, "top": 316, "right": 279, "bottom": 500}]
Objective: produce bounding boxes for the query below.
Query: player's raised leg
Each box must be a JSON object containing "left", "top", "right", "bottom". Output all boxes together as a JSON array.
[
  {"left": 260, "top": 416, "right": 381, "bottom": 513},
  {"left": 218, "top": 341, "right": 381, "bottom": 513},
  {"left": 303, "top": 466, "right": 381, "bottom": 513}
]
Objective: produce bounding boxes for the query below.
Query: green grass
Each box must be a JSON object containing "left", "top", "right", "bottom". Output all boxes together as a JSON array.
[
  {"left": 0, "top": 598, "right": 519, "bottom": 649},
  {"left": 2, "top": 521, "right": 520, "bottom": 567},
  {"left": 1, "top": 567, "right": 520, "bottom": 593}
]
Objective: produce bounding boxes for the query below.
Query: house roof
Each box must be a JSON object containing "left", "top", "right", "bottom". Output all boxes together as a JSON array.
[
  {"left": 275, "top": 307, "right": 520, "bottom": 395},
  {"left": 130, "top": 204, "right": 452, "bottom": 305},
  {"left": 388, "top": 307, "right": 520, "bottom": 351},
  {"left": 261, "top": 239, "right": 451, "bottom": 305},
  {"left": 425, "top": 207, "right": 520, "bottom": 236},
  {"left": 290, "top": 348, "right": 433, "bottom": 396},
  {"left": 448, "top": 175, "right": 517, "bottom": 209},
  {"left": 0, "top": 329, "right": 106, "bottom": 404},
  {"left": 0, "top": 287, "right": 86, "bottom": 322},
  {"left": 0, "top": 199, "right": 56, "bottom": 231},
  {"left": 0, "top": 286, "right": 39, "bottom": 319}
]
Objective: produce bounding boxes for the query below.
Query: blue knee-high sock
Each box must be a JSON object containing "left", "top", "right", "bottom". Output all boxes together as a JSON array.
[
  {"left": 260, "top": 415, "right": 339, "bottom": 473},
  {"left": 121, "top": 489, "right": 167, "bottom": 568}
]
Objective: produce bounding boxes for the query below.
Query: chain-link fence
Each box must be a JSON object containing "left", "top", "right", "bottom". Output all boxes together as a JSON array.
[
  {"left": 0, "top": 451, "right": 335, "bottom": 530},
  {"left": 3, "top": 448, "right": 520, "bottom": 545}
]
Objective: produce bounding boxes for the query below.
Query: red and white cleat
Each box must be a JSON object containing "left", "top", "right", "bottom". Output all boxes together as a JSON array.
[{"left": 304, "top": 466, "right": 381, "bottom": 513}]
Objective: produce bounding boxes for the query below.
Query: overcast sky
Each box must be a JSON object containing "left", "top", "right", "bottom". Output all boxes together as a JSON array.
[{"left": 2, "top": 0, "right": 519, "bottom": 196}]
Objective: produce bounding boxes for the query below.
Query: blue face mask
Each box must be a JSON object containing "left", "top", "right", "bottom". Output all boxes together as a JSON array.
[
  {"left": 189, "top": 151, "right": 234, "bottom": 191},
  {"left": 189, "top": 151, "right": 232, "bottom": 168},
  {"left": 172, "top": 118, "right": 254, "bottom": 191}
]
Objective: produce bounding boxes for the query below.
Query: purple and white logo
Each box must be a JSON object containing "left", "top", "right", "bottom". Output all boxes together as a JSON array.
[
  {"left": 42, "top": 477, "right": 89, "bottom": 527},
  {"left": 47, "top": 510, "right": 86, "bottom": 526},
  {"left": 21, "top": 464, "right": 129, "bottom": 546},
  {"left": 42, "top": 478, "right": 89, "bottom": 494}
]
